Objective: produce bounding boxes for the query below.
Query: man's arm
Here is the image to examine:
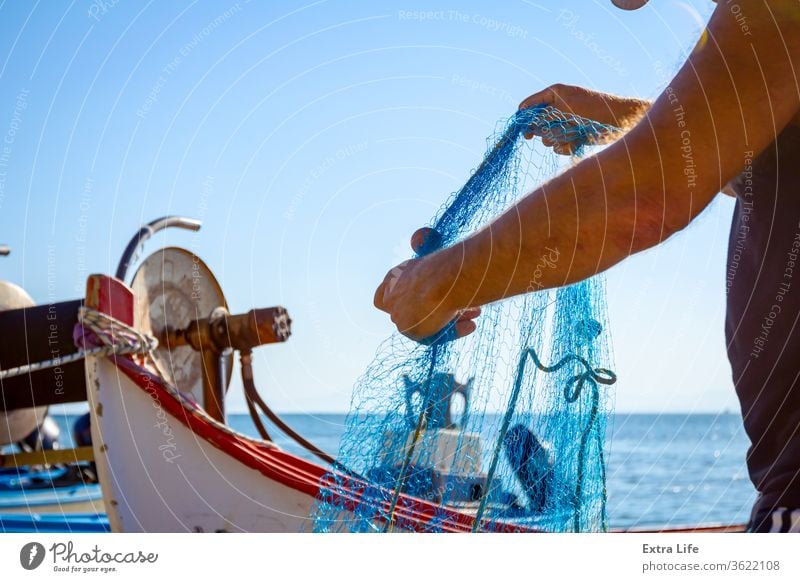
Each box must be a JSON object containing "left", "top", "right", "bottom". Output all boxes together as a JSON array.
[{"left": 376, "top": 0, "right": 800, "bottom": 340}]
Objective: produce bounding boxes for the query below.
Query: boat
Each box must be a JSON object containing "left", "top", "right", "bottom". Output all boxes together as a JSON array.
[
  {"left": 84, "top": 263, "right": 504, "bottom": 532},
  {"left": 0, "top": 222, "right": 747, "bottom": 533},
  {"left": 0, "top": 512, "right": 110, "bottom": 533},
  {"left": 0, "top": 464, "right": 103, "bottom": 516},
  {"left": 0, "top": 246, "right": 103, "bottom": 521}
]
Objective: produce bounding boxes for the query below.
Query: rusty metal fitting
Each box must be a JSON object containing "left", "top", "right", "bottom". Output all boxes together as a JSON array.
[{"left": 159, "top": 306, "right": 292, "bottom": 354}]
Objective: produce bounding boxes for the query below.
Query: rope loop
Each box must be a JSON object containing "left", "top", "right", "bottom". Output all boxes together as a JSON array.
[{"left": 76, "top": 306, "right": 158, "bottom": 355}]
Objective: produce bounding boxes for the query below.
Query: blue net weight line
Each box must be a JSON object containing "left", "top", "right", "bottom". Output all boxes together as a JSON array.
[{"left": 311, "top": 105, "right": 618, "bottom": 533}]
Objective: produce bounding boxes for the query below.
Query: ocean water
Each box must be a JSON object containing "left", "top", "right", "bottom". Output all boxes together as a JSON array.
[{"left": 51, "top": 412, "right": 756, "bottom": 529}]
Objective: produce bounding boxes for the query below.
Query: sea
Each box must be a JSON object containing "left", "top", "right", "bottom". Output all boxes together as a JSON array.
[{"left": 50, "top": 412, "right": 756, "bottom": 530}]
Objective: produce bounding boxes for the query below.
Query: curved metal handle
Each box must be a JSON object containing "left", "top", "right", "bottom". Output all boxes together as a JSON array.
[
  {"left": 115, "top": 216, "right": 202, "bottom": 282},
  {"left": 0, "top": 245, "right": 10, "bottom": 257},
  {"left": 403, "top": 373, "right": 472, "bottom": 430},
  {"left": 451, "top": 377, "right": 472, "bottom": 428}
]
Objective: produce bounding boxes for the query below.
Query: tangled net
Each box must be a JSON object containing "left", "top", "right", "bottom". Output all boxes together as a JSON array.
[{"left": 311, "top": 106, "right": 618, "bottom": 533}]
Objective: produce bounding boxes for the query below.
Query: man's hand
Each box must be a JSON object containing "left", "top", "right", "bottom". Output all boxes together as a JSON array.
[
  {"left": 519, "top": 84, "right": 649, "bottom": 154},
  {"left": 374, "top": 228, "right": 480, "bottom": 342}
]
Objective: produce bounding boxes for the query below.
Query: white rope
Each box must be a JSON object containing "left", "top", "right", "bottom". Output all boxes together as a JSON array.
[{"left": 0, "top": 307, "right": 157, "bottom": 380}]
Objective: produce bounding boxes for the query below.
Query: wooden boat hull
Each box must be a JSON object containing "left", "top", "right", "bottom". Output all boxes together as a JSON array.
[{"left": 87, "top": 355, "right": 319, "bottom": 532}]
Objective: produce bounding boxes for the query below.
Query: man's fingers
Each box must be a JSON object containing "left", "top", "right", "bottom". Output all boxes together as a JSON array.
[
  {"left": 410, "top": 227, "right": 442, "bottom": 254},
  {"left": 519, "top": 84, "right": 579, "bottom": 112},
  {"left": 458, "top": 307, "right": 482, "bottom": 321},
  {"left": 526, "top": 117, "right": 581, "bottom": 146},
  {"left": 554, "top": 142, "right": 577, "bottom": 156},
  {"left": 373, "top": 279, "right": 388, "bottom": 311},
  {"left": 374, "top": 261, "right": 410, "bottom": 311},
  {"left": 453, "top": 307, "right": 481, "bottom": 338},
  {"left": 454, "top": 319, "right": 478, "bottom": 338},
  {"left": 526, "top": 124, "right": 553, "bottom": 140},
  {"left": 519, "top": 87, "right": 554, "bottom": 111}
]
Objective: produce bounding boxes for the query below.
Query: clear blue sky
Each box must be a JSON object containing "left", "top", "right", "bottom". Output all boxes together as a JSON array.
[{"left": 0, "top": 0, "right": 737, "bottom": 413}]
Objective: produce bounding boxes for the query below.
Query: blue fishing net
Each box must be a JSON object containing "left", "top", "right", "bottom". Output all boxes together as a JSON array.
[{"left": 311, "top": 106, "right": 618, "bottom": 533}]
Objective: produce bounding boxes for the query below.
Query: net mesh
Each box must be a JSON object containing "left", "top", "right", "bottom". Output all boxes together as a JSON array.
[{"left": 311, "top": 105, "right": 618, "bottom": 533}]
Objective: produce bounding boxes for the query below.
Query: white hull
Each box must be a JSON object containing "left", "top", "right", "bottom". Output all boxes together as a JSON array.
[{"left": 87, "top": 356, "right": 318, "bottom": 532}]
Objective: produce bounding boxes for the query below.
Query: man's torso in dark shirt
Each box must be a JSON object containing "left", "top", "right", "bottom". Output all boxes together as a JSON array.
[{"left": 726, "top": 121, "right": 800, "bottom": 514}]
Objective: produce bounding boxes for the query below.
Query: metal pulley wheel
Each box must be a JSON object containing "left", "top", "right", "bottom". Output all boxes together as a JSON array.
[{"left": 130, "top": 247, "right": 232, "bottom": 406}]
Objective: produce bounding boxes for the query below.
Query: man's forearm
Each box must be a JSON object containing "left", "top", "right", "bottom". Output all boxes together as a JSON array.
[
  {"left": 606, "top": 95, "right": 651, "bottom": 127},
  {"left": 428, "top": 131, "right": 662, "bottom": 310},
  {"left": 428, "top": 1, "right": 800, "bottom": 314}
]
